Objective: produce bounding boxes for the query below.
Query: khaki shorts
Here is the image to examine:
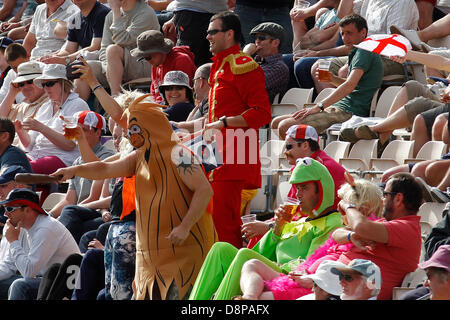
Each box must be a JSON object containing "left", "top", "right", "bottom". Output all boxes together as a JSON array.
[
  {"left": 429, "top": 49, "right": 450, "bottom": 77},
  {"left": 87, "top": 47, "right": 151, "bottom": 89},
  {"left": 301, "top": 106, "right": 353, "bottom": 134},
  {"left": 404, "top": 96, "right": 444, "bottom": 123},
  {"left": 404, "top": 80, "right": 439, "bottom": 101},
  {"left": 328, "top": 55, "right": 404, "bottom": 77}
]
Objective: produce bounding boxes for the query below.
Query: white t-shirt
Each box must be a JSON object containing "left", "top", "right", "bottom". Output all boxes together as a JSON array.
[
  {"left": 26, "top": 92, "right": 89, "bottom": 166},
  {"left": 353, "top": 0, "right": 419, "bottom": 35},
  {"left": 0, "top": 69, "right": 25, "bottom": 106},
  {"left": 29, "top": 0, "right": 80, "bottom": 59},
  {"left": 6, "top": 214, "right": 80, "bottom": 278}
]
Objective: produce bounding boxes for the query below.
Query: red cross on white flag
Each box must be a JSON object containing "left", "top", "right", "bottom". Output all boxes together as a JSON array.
[{"left": 354, "top": 34, "right": 412, "bottom": 57}]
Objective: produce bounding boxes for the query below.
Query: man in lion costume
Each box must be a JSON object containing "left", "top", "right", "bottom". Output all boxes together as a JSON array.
[{"left": 53, "top": 94, "right": 217, "bottom": 300}]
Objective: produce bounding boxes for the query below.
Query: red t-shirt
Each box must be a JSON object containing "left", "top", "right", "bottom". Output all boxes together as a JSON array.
[
  {"left": 150, "top": 46, "right": 197, "bottom": 104},
  {"left": 338, "top": 215, "right": 421, "bottom": 300}
]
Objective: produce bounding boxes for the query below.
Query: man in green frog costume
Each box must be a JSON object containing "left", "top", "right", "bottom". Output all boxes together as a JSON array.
[{"left": 189, "top": 157, "right": 343, "bottom": 300}]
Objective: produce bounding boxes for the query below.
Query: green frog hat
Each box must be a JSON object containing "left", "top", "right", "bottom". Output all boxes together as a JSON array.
[{"left": 289, "top": 157, "right": 335, "bottom": 216}]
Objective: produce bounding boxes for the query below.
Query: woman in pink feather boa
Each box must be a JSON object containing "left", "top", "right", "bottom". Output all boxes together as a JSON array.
[{"left": 239, "top": 179, "right": 383, "bottom": 300}]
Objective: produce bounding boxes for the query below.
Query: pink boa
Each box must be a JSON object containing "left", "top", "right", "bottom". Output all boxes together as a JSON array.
[{"left": 265, "top": 214, "right": 378, "bottom": 300}]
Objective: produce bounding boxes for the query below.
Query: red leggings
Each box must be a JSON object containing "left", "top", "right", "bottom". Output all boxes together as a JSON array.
[{"left": 210, "top": 180, "right": 245, "bottom": 249}]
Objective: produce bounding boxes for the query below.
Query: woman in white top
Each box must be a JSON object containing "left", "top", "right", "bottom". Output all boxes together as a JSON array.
[{"left": 15, "top": 63, "right": 89, "bottom": 175}]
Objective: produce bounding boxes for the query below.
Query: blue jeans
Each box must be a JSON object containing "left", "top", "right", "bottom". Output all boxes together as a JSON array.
[
  {"left": 0, "top": 275, "right": 21, "bottom": 299},
  {"left": 234, "top": 4, "right": 293, "bottom": 54},
  {"left": 58, "top": 205, "right": 103, "bottom": 244},
  {"left": 8, "top": 277, "right": 42, "bottom": 300}
]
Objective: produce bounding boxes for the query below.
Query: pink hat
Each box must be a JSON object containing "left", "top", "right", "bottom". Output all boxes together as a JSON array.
[
  {"left": 418, "top": 244, "right": 450, "bottom": 273},
  {"left": 74, "top": 111, "right": 106, "bottom": 131},
  {"left": 286, "top": 124, "right": 319, "bottom": 142}
]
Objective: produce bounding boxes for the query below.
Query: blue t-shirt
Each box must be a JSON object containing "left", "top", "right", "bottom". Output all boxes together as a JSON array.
[
  {"left": 0, "top": 145, "right": 33, "bottom": 173},
  {"left": 67, "top": 1, "right": 110, "bottom": 49},
  {"left": 164, "top": 102, "right": 195, "bottom": 122}
]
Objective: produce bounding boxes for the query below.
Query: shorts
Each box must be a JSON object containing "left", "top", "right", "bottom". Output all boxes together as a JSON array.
[
  {"left": 428, "top": 50, "right": 450, "bottom": 77},
  {"left": 301, "top": 106, "right": 353, "bottom": 134},
  {"left": 404, "top": 80, "right": 438, "bottom": 101},
  {"left": 404, "top": 96, "right": 444, "bottom": 123},
  {"left": 421, "top": 103, "right": 450, "bottom": 135},
  {"left": 328, "top": 55, "right": 404, "bottom": 77},
  {"left": 87, "top": 47, "right": 151, "bottom": 88}
]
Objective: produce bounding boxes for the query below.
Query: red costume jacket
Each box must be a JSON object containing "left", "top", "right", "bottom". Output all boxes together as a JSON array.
[{"left": 207, "top": 45, "right": 271, "bottom": 188}]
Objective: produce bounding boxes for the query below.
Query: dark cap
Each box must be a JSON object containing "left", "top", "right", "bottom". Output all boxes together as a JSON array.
[
  {"left": 0, "top": 165, "right": 29, "bottom": 185},
  {"left": 0, "top": 37, "right": 14, "bottom": 49},
  {"left": 0, "top": 188, "right": 46, "bottom": 215},
  {"left": 250, "top": 22, "right": 285, "bottom": 43},
  {"left": 130, "top": 30, "right": 174, "bottom": 60}
]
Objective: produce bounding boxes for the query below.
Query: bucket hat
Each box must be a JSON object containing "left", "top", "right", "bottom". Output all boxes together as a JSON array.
[
  {"left": 33, "top": 63, "right": 69, "bottom": 88},
  {"left": 12, "top": 61, "right": 43, "bottom": 84},
  {"left": 0, "top": 188, "right": 46, "bottom": 215},
  {"left": 130, "top": 30, "right": 174, "bottom": 60}
]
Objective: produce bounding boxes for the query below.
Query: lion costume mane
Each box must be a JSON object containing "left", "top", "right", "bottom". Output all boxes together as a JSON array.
[{"left": 125, "top": 94, "right": 217, "bottom": 300}]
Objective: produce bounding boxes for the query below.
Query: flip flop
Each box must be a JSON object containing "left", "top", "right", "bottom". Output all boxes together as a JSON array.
[
  {"left": 356, "top": 125, "right": 379, "bottom": 140},
  {"left": 340, "top": 128, "right": 360, "bottom": 143}
]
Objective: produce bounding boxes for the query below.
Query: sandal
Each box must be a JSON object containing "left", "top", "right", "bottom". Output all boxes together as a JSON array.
[
  {"left": 340, "top": 128, "right": 360, "bottom": 143},
  {"left": 356, "top": 125, "right": 379, "bottom": 140},
  {"left": 232, "top": 295, "right": 250, "bottom": 300}
]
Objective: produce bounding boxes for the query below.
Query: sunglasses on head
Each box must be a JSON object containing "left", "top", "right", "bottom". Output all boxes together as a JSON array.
[
  {"left": 17, "top": 80, "right": 34, "bottom": 87},
  {"left": 4, "top": 205, "right": 24, "bottom": 213},
  {"left": 41, "top": 80, "right": 58, "bottom": 88},
  {"left": 206, "top": 29, "right": 228, "bottom": 36},
  {"left": 255, "top": 35, "right": 273, "bottom": 41},
  {"left": 164, "top": 85, "right": 185, "bottom": 91}
]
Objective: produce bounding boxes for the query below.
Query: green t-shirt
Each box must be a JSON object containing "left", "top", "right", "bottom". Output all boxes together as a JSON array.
[{"left": 333, "top": 48, "right": 383, "bottom": 117}]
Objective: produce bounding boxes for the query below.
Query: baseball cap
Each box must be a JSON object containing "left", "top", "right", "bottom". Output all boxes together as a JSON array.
[
  {"left": 331, "top": 259, "right": 382, "bottom": 289},
  {"left": 0, "top": 37, "right": 14, "bottom": 50},
  {"left": 0, "top": 188, "right": 46, "bottom": 215},
  {"left": 419, "top": 244, "right": 450, "bottom": 273},
  {"left": 302, "top": 260, "right": 343, "bottom": 296},
  {"left": 0, "top": 165, "right": 29, "bottom": 185},
  {"left": 73, "top": 110, "right": 106, "bottom": 131},
  {"left": 286, "top": 124, "right": 319, "bottom": 142}
]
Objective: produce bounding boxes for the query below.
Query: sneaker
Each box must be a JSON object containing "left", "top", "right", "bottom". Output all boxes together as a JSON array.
[
  {"left": 430, "top": 187, "right": 450, "bottom": 203},
  {"left": 415, "top": 177, "right": 434, "bottom": 203},
  {"left": 420, "top": 42, "right": 448, "bottom": 53},
  {"left": 390, "top": 26, "right": 422, "bottom": 51}
]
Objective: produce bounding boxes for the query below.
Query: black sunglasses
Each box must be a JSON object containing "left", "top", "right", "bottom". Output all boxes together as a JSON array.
[
  {"left": 383, "top": 191, "right": 398, "bottom": 197},
  {"left": 17, "top": 79, "right": 34, "bottom": 87},
  {"left": 338, "top": 273, "right": 354, "bottom": 282},
  {"left": 255, "top": 35, "right": 273, "bottom": 41},
  {"left": 164, "top": 85, "right": 185, "bottom": 91},
  {"left": 4, "top": 205, "right": 24, "bottom": 213},
  {"left": 41, "top": 80, "right": 58, "bottom": 88},
  {"left": 206, "top": 29, "right": 228, "bottom": 36}
]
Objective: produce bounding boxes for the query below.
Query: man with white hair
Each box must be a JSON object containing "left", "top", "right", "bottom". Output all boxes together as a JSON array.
[{"left": 330, "top": 259, "right": 382, "bottom": 300}]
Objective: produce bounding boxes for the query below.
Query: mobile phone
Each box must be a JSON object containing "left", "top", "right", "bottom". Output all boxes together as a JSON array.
[{"left": 66, "top": 60, "right": 83, "bottom": 80}]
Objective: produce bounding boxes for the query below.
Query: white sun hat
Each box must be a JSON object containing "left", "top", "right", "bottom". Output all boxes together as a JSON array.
[{"left": 33, "top": 63, "right": 70, "bottom": 88}]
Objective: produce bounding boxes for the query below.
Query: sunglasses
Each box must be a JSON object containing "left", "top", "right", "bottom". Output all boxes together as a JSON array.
[
  {"left": 164, "top": 85, "right": 185, "bottom": 91},
  {"left": 338, "top": 273, "right": 354, "bottom": 282},
  {"left": 206, "top": 29, "right": 228, "bottom": 36},
  {"left": 4, "top": 206, "right": 24, "bottom": 213},
  {"left": 17, "top": 79, "right": 34, "bottom": 87},
  {"left": 383, "top": 191, "right": 398, "bottom": 197},
  {"left": 285, "top": 140, "right": 305, "bottom": 150},
  {"left": 41, "top": 80, "right": 58, "bottom": 88},
  {"left": 255, "top": 35, "right": 273, "bottom": 41}
]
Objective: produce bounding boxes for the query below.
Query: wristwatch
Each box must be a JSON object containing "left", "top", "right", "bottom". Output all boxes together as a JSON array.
[
  {"left": 268, "top": 221, "right": 275, "bottom": 229},
  {"left": 65, "top": 57, "right": 71, "bottom": 65},
  {"left": 219, "top": 116, "right": 228, "bottom": 128},
  {"left": 317, "top": 102, "right": 324, "bottom": 111}
]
